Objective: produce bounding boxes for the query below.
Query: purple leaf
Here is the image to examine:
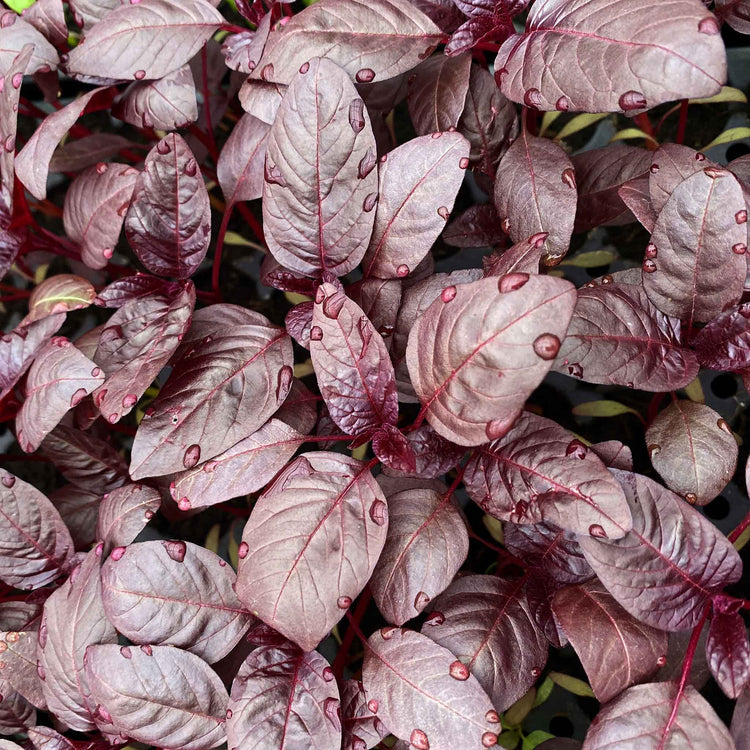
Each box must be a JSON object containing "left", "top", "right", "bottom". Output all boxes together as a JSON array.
[
  {"left": 618, "top": 174, "right": 658, "bottom": 233},
  {"left": 25, "top": 274, "right": 96, "bottom": 323},
  {"left": 68, "top": 0, "right": 121, "bottom": 29},
  {"left": 16, "top": 337, "right": 105, "bottom": 453},
  {"left": 465, "top": 411, "right": 631, "bottom": 538},
  {"left": 238, "top": 79, "right": 286, "bottom": 125},
  {"left": 222, "top": 12, "right": 271, "bottom": 73},
  {"left": 49, "top": 486, "right": 101, "bottom": 550},
  {"left": 579, "top": 470, "right": 743, "bottom": 631},
  {"left": 0, "top": 603, "right": 42, "bottom": 633},
  {"left": 84, "top": 643, "right": 228, "bottom": 749},
  {"left": 168, "top": 418, "right": 307, "bottom": 511},
  {"left": 494, "top": 0, "right": 726, "bottom": 113},
  {"left": 50, "top": 134, "right": 137, "bottom": 174},
  {"left": 124, "top": 134, "right": 211, "bottom": 279},
  {"left": 362, "top": 627, "right": 500, "bottom": 750},
  {"left": 92, "top": 281, "right": 195, "bottom": 423},
  {"left": 0, "top": 314, "right": 65, "bottom": 402},
  {"left": 26, "top": 726, "right": 75, "bottom": 750},
  {"left": 63, "top": 163, "right": 139, "bottom": 270},
  {"left": 15, "top": 87, "right": 109, "bottom": 201},
  {"left": 285, "top": 301, "right": 314, "bottom": 348},
  {"left": 341, "top": 678, "right": 389, "bottom": 750},
  {"left": 216, "top": 113, "right": 270, "bottom": 206},
  {"left": 406, "top": 274, "right": 576, "bottom": 446},
  {"left": 226, "top": 644, "right": 341, "bottom": 748},
  {"left": 101, "top": 540, "right": 252, "bottom": 663},
  {"left": 552, "top": 280, "right": 699, "bottom": 391},
  {"left": 642, "top": 168, "right": 746, "bottom": 326},
  {"left": 458, "top": 64, "right": 518, "bottom": 178},
  {"left": 38, "top": 549, "right": 117, "bottom": 731},
  {"left": 259, "top": 254, "right": 316, "bottom": 295},
  {"left": 371, "top": 423, "right": 417, "bottom": 473},
  {"left": 310, "top": 282, "right": 398, "bottom": 437},
  {"left": 235, "top": 452, "right": 388, "bottom": 652},
  {"left": 67, "top": 0, "right": 224, "bottom": 81},
  {"left": 591, "top": 440, "right": 633, "bottom": 471},
  {"left": 370, "top": 486, "right": 468, "bottom": 625},
  {"left": 381, "top": 423, "right": 464, "bottom": 479},
  {"left": 443, "top": 203, "right": 506, "bottom": 248},
  {"left": 348, "top": 277, "right": 403, "bottom": 348},
  {"left": 21, "top": 0, "right": 67, "bottom": 48},
  {"left": 494, "top": 132, "right": 577, "bottom": 260},
  {"left": 573, "top": 145, "right": 652, "bottom": 232},
  {"left": 96, "top": 483, "right": 161, "bottom": 554},
  {"left": 0, "top": 629, "right": 47, "bottom": 710},
  {"left": 130, "top": 309, "right": 291, "bottom": 478},
  {"left": 409, "top": 0, "right": 464, "bottom": 32},
  {"left": 649, "top": 143, "right": 718, "bottom": 215},
  {"left": 362, "top": 132, "right": 470, "bottom": 279},
  {"left": 646, "top": 401, "right": 738, "bottom": 505},
  {"left": 0, "top": 689, "right": 35, "bottom": 735},
  {"left": 732, "top": 687, "right": 750, "bottom": 749},
  {"left": 552, "top": 580, "right": 668, "bottom": 703},
  {"left": 584, "top": 682, "right": 734, "bottom": 748},
  {"left": 262, "top": 58, "right": 378, "bottom": 278},
  {"left": 706, "top": 598, "right": 750, "bottom": 699},
  {"left": 482, "top": 233, "right": 548, "bottom": 277},
  {"left": 692, "top": 302, "right": 750, "bottom": 371},
  {"left": 0, "top": 228, "right": 25, "bottom": 283},
  {"left": 421, "top": 574, "right": 547, "bottom": 711},
  {"left": 716, "top": 0, "right": 750, "bottom": 32},
  {"left": 113, "top": 65, "right": 198, "bottom": 130},
  {"left": 249, "top": 0, "right": 443, "bottom": 85},
  {"left": 406, "top": 53, "right": 471, "bottom": 135},
  {"left": 93, "top": 273, "right": 175, "bottom": 308},
  {"left": 0, "top": 473, "right": 73, "bottom": 590},
  {"left": 0, "top": 13, "right": 57, "bottom": 76}
]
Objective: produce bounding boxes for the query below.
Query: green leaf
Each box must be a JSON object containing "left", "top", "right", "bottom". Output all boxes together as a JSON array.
[
  {"left": 532, "top": 676, "right": 554, "bottom": 707},
  {"left": 610, "top": 128, "right": 659, "bottom": 146},
  {"left": 554, "top": 113, "right": 609, "bottom": 141},
  {"left": 5, "top": 0, "right": 36, "bottom": 11},
  {"left": 498, "top": 730, "right": 521, "bottom": 749},
  {"left": 691, "top": 86, "right": 747, "bottom": 105},
  {"left": 682, "top": 377, "right": 705, "bottom": 404},
  {"left": 523, "top": 731, "right": 557, "bottom": 750},
  {"left": 539, "top": 111, "right": 562, "bottom": 138},
  {"left": 703, "top": 127, "right": 750, "bottom": 151},
  {"left": 504, "top": 687, "right": 536, "bottom": 726},
  {"left": 572, "top": 400, "right": 640, "bottom": 419},
  {"left": 204, "top": 523, "right": 220, "bottom": 555},
  {"left": 549, "top": 671, "right": 596, "bottom": 698},
  {"left": 560, "top": 249, "right": 617, "bottom": 268}
]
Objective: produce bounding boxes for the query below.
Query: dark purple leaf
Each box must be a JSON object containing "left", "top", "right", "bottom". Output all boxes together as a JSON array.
[
  {"left": 573, "top": 145, "right": 652, "bottom": 232},
  {"left": 716, "top": 0, "right": 750, "bottom": 32},
  {"left": 381, "top": 423, "right": 464, "bottom": 479},
  {"left": 84, "top": 643, "right": 228, "bottom": 749},
  {"left": 222, "top": 13, "right": 271, "bottom": 73},
  {"left": 262, "top": 58, "right": 378, "bottom": 278},
  {"left": 494, "top": 0, "right": 726, "bottom": 113},
  {"left": 642, "top": 167, "right": 746, "bottom": 325},
  {"left": 692, "top": 302, "right": 750, "bottom": 371},
  {"left": 443, "top": 203, "right": 506, "bottom": 248},
  {"left": 579, "top": 470, "right": 742, "bottom": 631},
  {"left": 0, "top": 228, "right": 25, "bottom": 283},
  {"left": 348, "top": 277, "right": 402, "bottom": 348},
  {"left": 96, "top": 483, "right": 161, "bottom": 554},
  {"left": 0, "top": 14, "right": 57, "bottom": 76},
  {"left": 371, "top": 423, "right": 417, "bottom": 473},
  {"left": 101, "top": 540, "right": 252, "bottom": 663},
  {"left": 274, "top": 377, "right": 319, "bottom": 435},
  {"left": 362, "top": 132, "right": 469, "bottom": 279},
  {"left": 362, "top": 626, "right": 500, "bottom": 750},
  {"left": 25, "top": 274, "right": 96, "bottom": 323},
  {"left": 130, "top": 309, "right": 291, "bottom": 478},
  {"left": 370, "top": 486, "right": 468, "bottom": 625},
  {"left": 48, "top": 486, "right": 101, "bottom": 550},
  {"left": 0, "top": 603, "right": 42, "bottom": 632},
  {"left": 50, "top": 134, "right": 137, "bottom": 174},
  {"left": 552, "top": 580, "right": 668, "bottom": 703},
  {"left": 341, "top": 678, "right": 389, "bottom": 750},
  {"left": 27, "top": 726, "right": 75, "bottom": 750},
  {"left": 465, "top": 411, "right": 631, "bottom": 538},
  {"left": 21, "top": 0, "right": 67, "bottom": 48},
  {"left": 216, "top": 113, "right": 270, "bottom": 206},
  {"left": 732, "top": 687, "right": 750, "bottom": 750},
  {"left": 584, "top": 682, "right": 734, "bottom": 749},
  {"left": 259, "top": 253, "right": 316, "bottom": 295},
  {"left": 656, "top": 625, "right": 711, "bottom": 689},
  {"left": 249, "top": 0, "right": 443, "bottom": 85},
  {"left": 494, "top": 132, "right": 577, "bottom": 261},
  {"left": 618, "top": 174, "right": 658, "bottom": 233},
  {"left": 646, "top": 401, "right": 737, "bottom": 505},
  {"left": 591, "top": 440, "right": 633, "bottom": 471},
  {"left": 310, "top": 282, "right": 398, "bottom": 437},
  {"left": 238, "top": 79, "right": 286, "bottom": 125},
  {"left": 67, "top": 0, "right": 224, "bottom": 80},
  {"left": 457, "top": 64, "right": 518, "bottom": 178},
  {"left": 649, "top": 144, "right": 718, "bottom": 215},
  {"left": 0, "top": 628, "right": 47, "bottom": 710},
  {"left": 285, "top": 301, "right": 314, "bottom": 349},
  {"left": 235, "top": 452, "right": 388, "bottom": 652},
  {"left": 482, "top": 233, "right": 548, "bottom": 277},
  {"left": 92, "top": 281, "right": 195, "bottom": 423},
  {"left": 38, "top": 549, "right": 117, "bottom": 731},
  {"left": 68, "top": 0, "right": 121, "bottom": 29},
  {"left": 15, "top": 87, "right": 109, "bottom": 201},
  {"left": 226, "top": 643, "right": 341, "bottom": 748},
  {"left": 94, "top": 273, "right": 174, "bottom": 308},
  {"left": 407, "top": 274, "right": 576, "bottom": 446},
  {"left": 706, "top": 598, "right": 750, "bottom": 699},
  {"left": 16, "top": 337, "right": 105, "bottom": 453},
  {"left": 0, "top": 688, "right": 35, "bottom": 735},
  {"left": 552, "top": 280, "right": 699, "bottom": 391},
  {"left": 409, "top": 0, "right": 464, "bottom": 32},
  {"left": 124, "top": 133, "right": 211, "bottom": 279}
]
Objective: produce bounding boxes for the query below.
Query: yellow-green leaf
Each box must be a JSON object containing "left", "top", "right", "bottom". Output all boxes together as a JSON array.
[
  {"left": 572, "top": 400, "right": 640, "bottom": 418},
  {"left": 733, "top": 526, "right": 750, "bottom": 552},
  {"left": 228, "top": 520, "right": 241, "bottom": 569},
  {"left": 6, "top": 0, "right": 37, "bottom": 11},
  {"left": 482, "top": 514, "right": 504, "bottom": 544},
  {"left": 682, "top": 377, "right": 705, "bottom": 404},
  {"left": 539, "top": 111, "right": 562, "bottom": 138},
  {"left": 205, "top": 524, "right": 220, "bottom": 555},
  {"left": 532, "top": 676, "right": 554, "bottom": 707},
  {"left": 504, "top": 687, "right": 536, "bottom": 726},
  {"left": 554, "top": 113, "right": 609, "bottom": 141},
  {"left": 498, "top": 730, "right": 521, "bottom": 749},
  {"left": 285, "top": 291, "right": 312, "bottom": 305},
  {"left": 610, "top": 128, "right": 659, "bottom": 146},
  {"left": 560, "top": 249, "right": 617, "bottom": 268},
  {"left": 351, "top": 443, "right": 369, "bottom": 461},
  {"left": 549, "top": 672, "right": 595, "bottom": 698},
  {"left": 691, "top": 87, "right": 747, "bottom": 105},
  {"left": 294, "top": 359, "right": 314, "bottom": 378},
  {"left": 523, "top": 731, "right": 557, "bottom": 750},
  {"left": 703, "top": 127, "right": 750, "bottom": 151}
]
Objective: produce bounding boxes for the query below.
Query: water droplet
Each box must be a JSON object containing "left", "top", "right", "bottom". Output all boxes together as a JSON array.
[
  {"left": 156, "top": 139, "right": 171, "bottom": 155},
  {"left": 168, "top": 481, "right": 177, "bottom": 500},
  {"left": 276, "top": 365, "right": 293, "bottom": 402},
  {"left": 588, "top": 524, "right": 607, "bottom": 538},
  {"left": 36, "top": 660, "right": 45, "bottom": 680},
  {"left": 122, "top": 393, "right": 138, "bottom": 408},
  {"left": 0, "top": 11, "right": 15, "bottom": 28},
  {"left": 226, "top": 708, "right": 233, "bottom": 720},
  {"left": 485, "top": 412, "right": 517, "bottom": 440},
  {"left": 120, "top": 646, "right": 132, "bottom": 659},
  {"left": 324, "top": 697, "right": 341, "bottom": 729},
  {"left": 437, "top": 206, "right": 450, "bottom": 220},
  {"left": 349, "top": 99, "right": 365, "bottom": 133},
  {"left": 218, "top": 559, "right": 226, "bottom": 567},
  {"left": 498, "top": 272, "right": 529, "bottom": 293},
  {"left": 649, "top": 163, "right": 660, "bottom": 174},
  {"left": 144, "top": 510, "right": 155, "bottom": 520},
  {"left": 140, "top": 644, "right": 152, "bottom": 656},
  {"left": 565, "top": 439, "right": 587, "bottom": 459},
  {"left": 642, "top": 259, "right": 657, "bottom": 273},
  {"left": 717, "top": 418, "right": 732, "bottom": 434},
  {"left": 111, "top": 546, "right": 126, "bottom": 561},
  {"left": 619, "top": 91, "right": 647, "bottom": 111},
  {"left": 163, "top": 540, "right": 186, "bottom": 562},
  {"left": 501, "top": 217, "right": 511, "bottom": 234},
  {"left": 310, "top": 325, "right": 323, "bottom": 341},
  {"left": 431, "top": 132, "right": 443, "bottom": 140},
  {"left": 107, "top": 412, "right": 119, "bottom": 424},
  {"left": 238, "top": 541, "right": 249, "bottom": 559},
  {"left": 733, "top": 243, "right": 747, "bottom": 255},
  {"left": 528, "top": 232, "right": 548, "bottom": 247},
  {"left": 424, "top": 611, "right": 445, "bottom": 626},
  {"left": 441, "top": 285, "right": 457, "bottom": 303},
  {"left": 685, "top": 492, "right": 697, "bottom": 505},
  {"left": 367, "top": 699, "right": 379, "bottom": 713},
  {"left": 555, "top": 95, "right": 571, "bottom": 111},
  {"left": 184, "top": 158, "right": 197, "bottom": 177},
  {"left": 380, "top": 626, "right": 397, "bottom": 640},
  {"left": 533, "top": 333, "right": 561, "bottom": 360},
  {"left": 482, "top": 732, "right": 498, "bottom": 747},
  {"left": 485, "top": 710, "right": 500, "bottom": 724},
  {"left": 264, "top": 159, "right": 287, "bottom": 187},
  {"left": 648, "top": 444, "right": 661, "bottom": 460},
  {"left": 561, "top": 168, "right": 576, "bottom": 189},
  {"left": 459, "top": 157, "right": 470, "bottom": 169},
  {"left": 703, "top": 166, "right": 726, "bottom": 179},
  {"left": 369, "top": 500, "right": 388, "bottom": 526},
  {"left": 337, "top": 596, "right": 352, "bottom": 609},
  {"left": 645, "top": 243, "right": 658, "bottom": 259},
  {"left": 393, "top": 263, "right": 410, "bottom": 278},
  {"left": 133, "top": 69, "right": 146, "bottom": 80},
  {"left": 11, "top": 72, "right": 23, "bottom": 89},
  {"left": 322, "top": 666, "right": 334, "bottom": 682},
  {"left": 3, "top": 135, "right": 14, "bottom": 153},
  {"left": 260, "top": 63, "right": 274, "bottom": 81},
  {"left": 0, "top": 643, "right": 6, "bottom": 655},
  {"left": 414, "top": 591, "right": 430, "bottom": 610},
  {"left": 183, "top": 444, "right": 201, "bottom": 469},
  {"left": 601, "top": 274, "right": 614, "bottom": 285},
  {"left": 523, "top": 88, "right": 543, "bottom": 109},
  {"left": 171, "top": 414, "right": 179, "bottom": 424},
  {"left": 1, "top": 474, "right": 14, "bottom": 488},
  {"left": 736, "top": 210, "right": 748, "bottom": 225},
  {"left": 449, "top": 660, "right": 470, "bottom": 680},
  {"left": 70, "top": 388, "right": 88, "bottom": 407},
  {"left": 698, "top": 16, "right": 720, "bottom": 34},
  {"left": 91, "top": 367, "right": 102, "bottom": 377},
  {"left": 356, "top": 68, "right": 376, "bottom": 83},
  {"left": 410, "top": 729, "right": 430, "bottom": 750},
  {"left": 299, "top": 61, "right": 310, "bottom": 74},
  {"left": 656, "top": 655, "right": 667, "bottom": 667},
  {"left": 531, "top": 667, "right": 542, "bottom": 678},
  {"left": 363, "top": 193, "right": 378, "bottom": 212},
  {"left": 358, "top": 148, "right": 376, "bottom": 179},
  {"left": 323, "top": 295, "right": 345, "bottom": 321}
]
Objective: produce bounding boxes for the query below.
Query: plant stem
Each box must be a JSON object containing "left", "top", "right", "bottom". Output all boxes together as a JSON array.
[
  {"left": 634, "top": 113, "right": 659, "bottom": 150},
  {"left": 200, "top": 47, "right": 220, "bottom": 163},
  {"left": 728, "top": 509, "right": 750, "bottom": 543},
  {"left": 332, "top": 587, "right": 372, "bottom": 679},
  {"left": 211, "top": 202, "right": 234, "bottom": 299},
  {"left": 675, "top": 100, "right": 689, "bottom": 145}
]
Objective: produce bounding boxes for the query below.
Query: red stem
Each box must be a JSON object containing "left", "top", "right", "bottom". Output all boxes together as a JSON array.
[
  {"left": 212, "top": 203, "right": 233, "bottom": 299},
  {"left": 200, "top": 47, "right": 220, "bottom": 163},
  {"left": 634, "top": 113, "right": 659, "bottom": 150},
  {"left": 332, "top": 587, "right": 373, "bottom": 679},
  {"left": 675, "top": 100, "right": 689, "bottom": 145},
  {"left": 728, "top": 509, "right": 750, "bottom": 543}
]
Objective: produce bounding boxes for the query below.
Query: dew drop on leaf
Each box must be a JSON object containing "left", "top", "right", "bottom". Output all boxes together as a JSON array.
[
  {"left": 299, "top": 61, "right": 310, "bottom": 74},
  {"left": 355, "top": 68, "right": 375, "bottom": 83},
  {"left": 369, "top": 500, "right": 387, "bottom": 526},
  {"left": 337, "top": 596, "right": 352, "bottom": 609},
  {"left": 482, "top": 732, "right": 498, "bottom": 747},
  {"left": 698, "top": 16, "right": 720, "bottom": 34},
  {"left": 238, "top": 541, "right": 249, "bottom": 559},
  {"left": 163, "top": 540, "right": 186, "bottom": 562},
  {"left": 685, "top": 492, "right": 698, "bottom": 504},
  {"left": 441, "top": 285, "right": 457, "bottom": 303},
  {"left": 120, "top": 646, "right": 132, "bottom": 659},
  {"left": 645, "top": 243, "right": 658, "bottom": 259},
  {"left": 183, "top": 444, "right": 201, "bottom": 469},
  {"left": 111, "top": 546, "right": 126, "bottom": 561},
  {"left": 0, "top": 474, "right": 14, "bottom": 488},
  {"left": 363, "top": 193, "right": 378, "bottom": 212},
  {"left": 732, "top": 243, "right": 747, "bottom": 255},
  {"left": 36, "top": 660, "right": 45, "bottom": 680},
  {"left": 367, "top": 699, "right": 379, "bottom": 713},
  {"left": 70, "top": 388, "right": 88, "bottom": 407},
  {"left": 410, "top": 729, "right": 430, "bottom": 750},
  {"left": 226, "top": 708, "right": 233, "bottom": 720},
  {"left": 349, "top": 99, "right": 365, "bottom": 134},
  {"left": 642, "top": 259, "right": 657, "bottom": 273},
  {"left": 140, "top": 644, "right": 152, "bottom": 656},
  {"left": 736, "top": 210, "right": 747, "bottom": 224},
  {"left": 533, "top": 333, "right": 561, "bottom": 360},
  {"left": 561, "top": 168, "right": 576, "bottom": 189},
  {"left": 565, "top": 439, "right": 588, "bottom": 459},
  {"left": 459, "top": 157, "right": 470, "bottom": 169},
  {"left": 486, "top": 710, "right": 500, "bottom": 724},
  {"left": 556, "top": 95, "right": 571, "bottom": 111},
  {"left": 588, "top": 524, "right": 608, "bottom": 538},
  {"left": 523, "top": 88, "right": 543, "bottom": 108},
  {"left": 322, "top": 667, "right": 334, "bottom": 682},
  {"left": 324, "top": 697, "right": 341, "bottom": 729},
  {"left": 650, "top": 164, "right": 660, "bottom": 174},
  {"left": 381, "top": 626, "right": 397, "bottom": 639},
  {"left": 424, "top": 611, "right": 445, "bottom": 626},
  {"left": 437, "top": 206, "right": 450, "bottom": 220},
  {"left": 310, "top": 325, "right": 323, "bottom": 341},
  {"left": 449, "top": 660, "right": 470, "bottom": 680},
  {"left": 397, "top": 264, "right": 410, "bottom": 278},
  {"left": 498, "top": 272, "right": 529, "bottom": 293},
  {"left": 122, "top": 393, "right": 138, "bottom": 408},
  {"left": 414, "top": 591, "right": 430, "bottom": 610},
  {"left": 619, "top": 90, "right": 647, "bottom": 111}
]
